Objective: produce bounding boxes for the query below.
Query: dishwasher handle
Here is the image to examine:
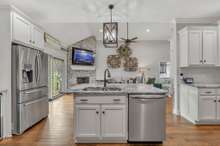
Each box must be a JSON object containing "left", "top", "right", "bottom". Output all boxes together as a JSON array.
[{"left": 130, "top": 95, "right": 166, "bottom": 99}]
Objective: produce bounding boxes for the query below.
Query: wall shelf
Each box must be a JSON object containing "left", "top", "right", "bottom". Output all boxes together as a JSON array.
[{"left": 70, "top": 65, "right": 96, "bottom": 71}]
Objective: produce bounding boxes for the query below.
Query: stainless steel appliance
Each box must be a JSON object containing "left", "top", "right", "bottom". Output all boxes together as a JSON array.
[
  {"left": 12, "top": 44, "right": 49, "bottom": 134},
  {"left": 129, "top": 95, "right": 166, "bottom": 142}
]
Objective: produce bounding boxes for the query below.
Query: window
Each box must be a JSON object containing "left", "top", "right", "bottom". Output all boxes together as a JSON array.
[{"left": 159, "top": 62, "right": 170, "bottom": 78}]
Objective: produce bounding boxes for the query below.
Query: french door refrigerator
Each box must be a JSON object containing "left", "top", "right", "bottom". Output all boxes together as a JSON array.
[{"left": 12, "top": 44, "right": 49, "bottom": 134}]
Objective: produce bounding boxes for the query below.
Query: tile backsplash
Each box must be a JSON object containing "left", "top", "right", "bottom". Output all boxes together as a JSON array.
[{"left": 180, "top": 67, "right": 220, "bottom": 84}]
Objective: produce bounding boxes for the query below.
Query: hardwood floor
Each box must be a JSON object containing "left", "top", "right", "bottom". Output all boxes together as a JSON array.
[{"left": 1, "top": 95, "right": 220, "bottom": 146}]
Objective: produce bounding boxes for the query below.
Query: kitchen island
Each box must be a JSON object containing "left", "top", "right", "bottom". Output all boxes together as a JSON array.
[{"left": 65, "top": 84, "right": 167, "bottom": 143}]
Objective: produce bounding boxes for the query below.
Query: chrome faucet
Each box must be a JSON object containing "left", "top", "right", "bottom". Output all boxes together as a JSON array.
[{"left": 104, "top": 68, "right": 111, "bottom": 88}]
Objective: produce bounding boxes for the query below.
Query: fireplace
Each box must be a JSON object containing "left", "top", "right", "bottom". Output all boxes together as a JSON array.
[{"left": 77, "top": 77, "right": 90, "bottom": 84}]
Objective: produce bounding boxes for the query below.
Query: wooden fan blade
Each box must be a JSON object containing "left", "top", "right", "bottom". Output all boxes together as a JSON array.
[
  {"left": 130, "top": 37, "right": 138, "bottom": 41},
  {"left": 120, "top": 38, "right": 127, "bottom": 41}
]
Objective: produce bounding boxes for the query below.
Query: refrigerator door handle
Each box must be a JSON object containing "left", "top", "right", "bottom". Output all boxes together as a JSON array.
[
  {"left": 34, "top": 55, "right": 38, "bottom": 83},
  {"left": 24, "top": 89, "right": 41, "bottom": 94},
  {"left": 37, "top": 54, "right": 41, "bottom": 83},
  {"left": 24, "top": 97, "right": 47, "bottom": 106}
]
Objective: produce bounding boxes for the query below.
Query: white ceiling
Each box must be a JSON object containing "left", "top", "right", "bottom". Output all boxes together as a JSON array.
[
  {"left": 2, "top": 0, "right": 220, "bottom": 23},
  {"left": 41, "top": 22, "right": 172, "bottom": 46},
  {"left": 1, "top": 0, "right": 220, "bottom": 46}
]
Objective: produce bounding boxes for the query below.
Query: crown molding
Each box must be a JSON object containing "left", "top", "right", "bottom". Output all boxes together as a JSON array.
[{"left": 175, "top": 18, "right": 218, "bottom": 24}]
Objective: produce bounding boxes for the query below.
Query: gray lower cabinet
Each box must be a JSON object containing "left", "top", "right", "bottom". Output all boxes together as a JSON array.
[
  {"left": 180, "top": 84, "right": 220, "bottom": 124},
  {"left": 199, "top": 96, "right": 220, "bottom": 121},
  {"left": 74, "top": 95, "right": 127, "bottom": 143},
  {"left": 75, "top": 105, "right": 100, "bottom": 140}
]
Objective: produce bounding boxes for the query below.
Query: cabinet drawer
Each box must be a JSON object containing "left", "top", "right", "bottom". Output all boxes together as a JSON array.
[
  {"left": 216, "top": 89, "right": 220, "bottom": 95},
  {"left": 75, "top": 96, "right": 127, "bottom": 104},
  {"left": 199, "top": 88, "right": 217, "bottom": 95}
]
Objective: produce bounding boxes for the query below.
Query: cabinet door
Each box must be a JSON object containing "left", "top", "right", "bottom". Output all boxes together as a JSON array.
[
  {"left": 32, "top": 25, "right": 44, "bottom": 50},
  {"left": 12, "top": 12, "right": 31, "bottom": 44},
  {"left": 202, "top": 30, "right": 217, "bottom": 65},
  {"left": 199, "top": 96, "right": 216, "bottom": 120},
  {"left": 188, "top": 88, "right": 199, "bottom": 121},
  {"left": 179, "top": 31, "right": 189, "bottom": 67},
  {"left": 216, "top": 97, "right": 220, "bottom": 120},
  {"left": 188, "top": 30, "right": 203, "bottom": 65},
  {"left": 101, "top": 105, "right": 127, "bottom": 140},
  {"left": 75, "top": 105, "right": 100, "bottom": 140},
  {"left": 180, "top": 85, "right": 189, "bottom": 117}
]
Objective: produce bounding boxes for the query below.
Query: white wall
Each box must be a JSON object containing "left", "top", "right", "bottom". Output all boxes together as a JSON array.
[
  {"left": 0, "top": 7, "right": 12, "bottom": 137},
  {"left": 41, "top": 23, "right": 92, "bottom": 47},
  {"left": 96, "top": 40, "right": 170, "bottom": 81}
]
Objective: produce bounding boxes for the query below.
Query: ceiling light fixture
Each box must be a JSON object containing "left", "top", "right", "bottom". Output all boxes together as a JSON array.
[
  {"left": 146, "top": 29, "right": 150, "bottom": 32},
  {"left": 103, "top": 4, "right": 118, "bottom": 48}
]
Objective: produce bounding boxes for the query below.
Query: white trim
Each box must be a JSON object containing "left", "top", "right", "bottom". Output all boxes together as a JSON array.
[
  {"left": 0, "top": 90, "right": 12, "bottom": 138},
  {"left": 175, "top": 18, "right": 218, "bottom": 24},
  {"left": 70, "top": 65, "right": 96, "bottom": 71}
]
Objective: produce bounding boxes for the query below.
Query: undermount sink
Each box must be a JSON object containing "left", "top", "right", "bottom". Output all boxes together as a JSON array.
[{"left": 82, "top": 86, "right": 122, "bottom": 91}]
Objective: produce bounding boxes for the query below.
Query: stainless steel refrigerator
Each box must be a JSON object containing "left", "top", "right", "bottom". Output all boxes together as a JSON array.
[{"left": 12, "top": 44, "right": 49, "bottom": 134}]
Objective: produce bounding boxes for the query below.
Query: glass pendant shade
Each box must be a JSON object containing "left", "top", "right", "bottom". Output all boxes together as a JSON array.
[{"left": 103, "top": 22, "right": 118, "bottom": 48}]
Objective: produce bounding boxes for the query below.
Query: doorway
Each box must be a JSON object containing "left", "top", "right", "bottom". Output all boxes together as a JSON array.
[{"left": 48, "top": 56, "right": 65, "bottom": 100}]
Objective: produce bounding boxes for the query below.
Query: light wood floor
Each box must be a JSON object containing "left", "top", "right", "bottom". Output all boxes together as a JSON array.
[{"left": 1, "top": 95, "right": 220, "bottom": 146}]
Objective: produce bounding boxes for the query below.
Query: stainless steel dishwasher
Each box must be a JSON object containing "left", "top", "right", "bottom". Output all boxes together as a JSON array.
[{"left": 128, "top": 94, "right": 166, "bottom": 142}]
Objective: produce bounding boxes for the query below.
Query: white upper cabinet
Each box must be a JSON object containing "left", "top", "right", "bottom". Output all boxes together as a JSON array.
[
  {"left": 179, "top": 30, "right": 189, "bottom": 67},
  {"left": 179, "top": 26, "right": 218, "bottom": 67},
  {"left": 202, "top": 30, "right": 218, "bottom": 65},
  {"left": 188, "top": 30, "right": 203, "bottom": 65},
  {"left": 32, "top": 25, "right": 44, "bottom": 50},
  {"left": 12, "top": 12, "right": 31, "bottom": 45},
  {"left": 12, "top": 12, "right": 44, "bottom": 50}
]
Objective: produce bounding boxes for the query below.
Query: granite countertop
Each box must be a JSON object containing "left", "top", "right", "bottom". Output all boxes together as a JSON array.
[
  {"left": 63, "top": 84, "right": 168, "bottom": 95},
  {"left": 182, "top": 83, "right": 220, "bottom": 88}
]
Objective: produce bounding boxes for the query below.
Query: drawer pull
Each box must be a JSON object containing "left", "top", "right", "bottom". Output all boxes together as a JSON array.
[
  {"left": 102, "top": 111, "right": 105, "bottom": 114},
  {"left": 214, "top": 100, "right": 217, "bottom": 102},
  {"left": 96, "top": 111, "right": 99, "bottom": 114},
  {"left": 80, "top": 99, "right": 88, "bottom": 102},
  {"left": 205, "top": 91, "right": 212, "bottom": 94},
  {"left": 113, "top": 99, "right": 121, "bottom": 102}
]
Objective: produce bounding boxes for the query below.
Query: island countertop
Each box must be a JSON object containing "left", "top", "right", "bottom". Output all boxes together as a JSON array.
[{"left": 64, "top": 84, "right": 168, "bottom": 95}]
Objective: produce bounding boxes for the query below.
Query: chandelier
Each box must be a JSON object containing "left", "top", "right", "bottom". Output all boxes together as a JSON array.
[{"left": 103, "top": 4, "right": 118, "bottom": 48}]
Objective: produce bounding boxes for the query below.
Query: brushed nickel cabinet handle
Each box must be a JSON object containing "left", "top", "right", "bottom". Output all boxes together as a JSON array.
[
  {"left": 113, "top": 99, "right": 121, "bottom": 102},
  {"left": 80, "top": 99, "right": 88, "bottom": 102},
  {"left": 205, "top": 91, "right": 212, "bottom": 94}
]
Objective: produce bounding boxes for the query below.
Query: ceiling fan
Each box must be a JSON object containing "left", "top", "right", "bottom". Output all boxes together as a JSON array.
[{"left": 120, "top": 22, "right": 138, "bottom": 44}]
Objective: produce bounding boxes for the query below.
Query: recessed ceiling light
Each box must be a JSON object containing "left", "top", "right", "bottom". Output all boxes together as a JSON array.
[
  {"left": 146, "top": 29, "right": 150, "bottom": 32},
  {"left": 99, "top": 29, "right": 103, "bottom": 33}
]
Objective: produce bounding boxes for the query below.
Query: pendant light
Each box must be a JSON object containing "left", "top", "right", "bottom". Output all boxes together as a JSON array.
[{"left": 103, "top": 4, "right": 118, "bottom": 48}]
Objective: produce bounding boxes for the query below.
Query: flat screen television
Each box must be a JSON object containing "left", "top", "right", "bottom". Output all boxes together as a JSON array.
[{"left": 72, "top": 48, "right": 95, "bottom": 65}]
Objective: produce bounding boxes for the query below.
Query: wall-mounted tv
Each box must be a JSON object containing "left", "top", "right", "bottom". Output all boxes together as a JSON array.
[{"left": 72, "top": 48, "right": 95, "bottom": 66}]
